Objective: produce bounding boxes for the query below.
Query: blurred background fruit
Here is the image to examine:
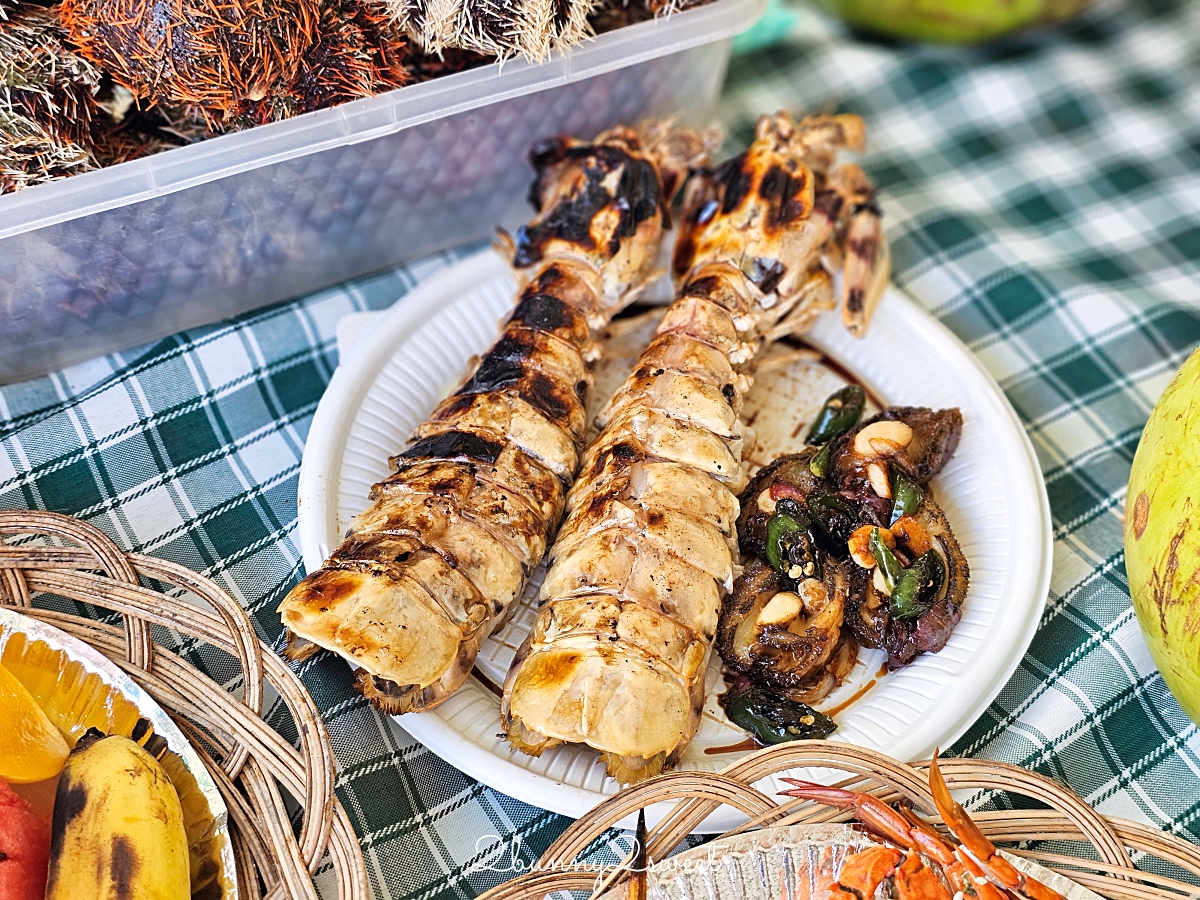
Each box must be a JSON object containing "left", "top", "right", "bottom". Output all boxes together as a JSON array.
[
  {"left": 1125, "top": 346, "right": 1200, "bottom": 727},
  {"left": 814, "top": 0, "right": 1094, "bottom": 43}
]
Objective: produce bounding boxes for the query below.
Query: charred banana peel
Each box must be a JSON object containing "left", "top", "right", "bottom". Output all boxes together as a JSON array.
[
  {"left": 278, "top": 123, "right": 718, "bottom": 714},
  {"left": 502, "top": 111, "right": 890, "bottom": 784}
]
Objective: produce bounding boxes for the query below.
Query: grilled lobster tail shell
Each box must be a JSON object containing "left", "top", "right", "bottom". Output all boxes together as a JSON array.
[
  {"left": 502, "top": 112, "right": 889, "bottom": 782},
  {"left": 278, "top": 124, "right": 718, "bottom": 714}
]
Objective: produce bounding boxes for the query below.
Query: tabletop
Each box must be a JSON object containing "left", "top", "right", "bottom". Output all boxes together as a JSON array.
[{"left": 1, "top": 0, "right": 1199, "bottom": 896}]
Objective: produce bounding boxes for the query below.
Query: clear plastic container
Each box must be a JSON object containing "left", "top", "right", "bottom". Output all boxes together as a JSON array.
[{"left": 0, "top": 0, "right": 764, "bottom": 383}]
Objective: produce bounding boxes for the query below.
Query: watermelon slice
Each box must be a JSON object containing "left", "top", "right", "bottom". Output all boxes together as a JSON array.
[{"left": 0, "top": 779, "right": 50, "bottom": 900}]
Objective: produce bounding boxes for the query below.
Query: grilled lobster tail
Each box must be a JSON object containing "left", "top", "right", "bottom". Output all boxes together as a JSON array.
[
  {"left": 278, "top": 123, "right": 717, "bottom": 714},
  {"left": 502, "top": 112, "right": 890, "bottom": 783}
]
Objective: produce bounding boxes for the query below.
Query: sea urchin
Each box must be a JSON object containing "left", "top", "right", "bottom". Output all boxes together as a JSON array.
[
  {"left": 59, "top": 0, "right": 323, "bottom": 122},
  {"left": 1, "top": 4, "right": 102, "bottom": 192}
]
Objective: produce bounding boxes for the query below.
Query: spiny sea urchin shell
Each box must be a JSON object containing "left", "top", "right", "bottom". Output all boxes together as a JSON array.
[
  {"left": 398, "top": 43, "right": 491, "bottom": 82},
  {"left": 391, "top": 0, "right": 593, "bottom": 61},
  {"left": 59, "top": 0, "right": 322, "bottom": 122},
  {"left": 1, "top": 4, "right": 102, "bottom": 192},
  {"left": 233, "top": 0, "right": 409, "bottom": 125}
]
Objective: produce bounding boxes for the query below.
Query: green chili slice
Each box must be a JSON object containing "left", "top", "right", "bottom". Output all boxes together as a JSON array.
[
  {"left": 806, "top": 385, "right": 866, "bottom": 446},
  {"left": 809, "top": 440, "right": 837, "bottom": 478},
  {"left": 889, "top": 550, "right": 947, "bottom": 620},
  {"left": 724, "top": 684, "right": 838, "bottom": 744},
  {"left": 889, "top": 467, "right": 924, "bottom": 525},
  {"left": 869, "top": 528, "right": 903, "bottom": 593},
  {"left": 765, "top": 511, "right": 805, "bottom": 573}
]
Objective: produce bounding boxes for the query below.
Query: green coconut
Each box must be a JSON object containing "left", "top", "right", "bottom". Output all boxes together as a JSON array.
[
  {"left": 1125, "top": 346, "right": 1200, "bottom": 726},
  {"left": 816, "top": 0, "right": 1092, "bottom": 44}
]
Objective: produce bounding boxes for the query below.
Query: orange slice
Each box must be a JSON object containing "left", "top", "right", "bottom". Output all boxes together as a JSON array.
[{"left": 0, "top": 661, "right": 69, "bottom": 783}]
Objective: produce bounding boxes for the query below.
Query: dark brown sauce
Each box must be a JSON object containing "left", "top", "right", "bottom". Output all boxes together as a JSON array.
[
  {"left": 471, "top": 666, "right": 504, "bottom": 698},
  {"left": 780, "top": 336, "right": 886, "bottom": 410},
  {"left": 704, "top": 737, "right": 760, "bottom": 755},
  {"left": 820, "top": 679, "right": 877, "bottom": 718},
  {"left": 876, "top": 662, "right": 888, "bottom": 678}
]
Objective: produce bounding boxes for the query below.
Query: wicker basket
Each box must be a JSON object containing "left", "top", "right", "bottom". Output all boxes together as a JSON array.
[
  {"left": 479, "top": 745, "right": 1200, "bottom": 900},
  {"left": 0, "top": 510, "right": 370, "bottom": 899}
]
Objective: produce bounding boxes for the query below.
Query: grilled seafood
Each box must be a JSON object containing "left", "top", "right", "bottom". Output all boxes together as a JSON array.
[
  {"left": 782, "top": 753, "right": 1069, "bottom": 900},
  {"left": 502, "top": 112, "right": 890, "bottom": 783},
  {"left": 277, "top": 123, "right": 717, "bottom": 714}
]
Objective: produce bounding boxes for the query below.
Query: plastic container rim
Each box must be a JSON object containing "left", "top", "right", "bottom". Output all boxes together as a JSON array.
[{"left": 0, "top": 0, "right": 765, "bottom": 241}]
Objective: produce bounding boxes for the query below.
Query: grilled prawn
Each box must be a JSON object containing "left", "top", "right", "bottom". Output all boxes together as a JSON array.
[
  {"left": 278, "top": 123, "right": 715, "bottom": 714},
  {"left": 502, "top": 112, "right": 890, "bottom": 783}
]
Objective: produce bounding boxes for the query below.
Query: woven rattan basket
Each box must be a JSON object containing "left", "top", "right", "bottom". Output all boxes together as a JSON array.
[
  {"left": 479, "top": 745, "right": 1200, "bottom": 900},
  {"left": 0, "top": 510, "right": 369, "bottom": 899}
]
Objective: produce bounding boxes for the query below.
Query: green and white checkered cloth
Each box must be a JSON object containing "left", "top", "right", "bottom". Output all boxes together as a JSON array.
[{"left": 3, "top": 0, "right": 1200, "bottom": 894}]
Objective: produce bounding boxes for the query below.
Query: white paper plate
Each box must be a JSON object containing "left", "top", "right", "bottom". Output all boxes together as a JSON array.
[{"left": 297, "top": 249, "right": 1052, "bottom": 830}]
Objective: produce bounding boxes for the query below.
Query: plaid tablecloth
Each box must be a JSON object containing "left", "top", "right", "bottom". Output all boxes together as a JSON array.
[{"left": 3, "top": 0, "right": 1200, "bottom": 895}]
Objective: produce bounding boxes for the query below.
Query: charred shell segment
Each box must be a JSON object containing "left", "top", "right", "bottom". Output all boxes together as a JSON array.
[
  {"left": 582, "top": 405, "right": 746, "bottom": 488},
  {"left": 465, "top": 326, "right": 588, "bottom": 393},
  {"left": 418, "top": 394, "right": 580, "bottom": 478},
  {"left": 393, "top": 429, "right": 505, "bottom": 467},
  {"left": 639, "top": 332, "right": 742, "bottom": 390},
  {"left": 507, "top": 290, "right": 592, "bottom": 349},
  {"left": 446, "top": 326, "right": 590, "bottom": 438},
  {"left": 350, "top": 494, "right": 525, "bottom": 609},
  {"left": 279, "top": 563, "right": 464, "bottom": 685},
  {"left": 511, "top": 259, "right": 608, "bottom": 327},
  {"left": 327, "top": 534, "right": 490, "bottom": 629},
  {"left": 369, "top": 471, "right": 549, "bottom": 572},
  {"left": 504, "top": 635, "right": 697, "bottom": 762},
  {"left": 540, "top": 531, "right": 721, "bottom": 639},
  {"left": 354, "top": 628, "right": 484, "bottom": 715},
  {"left": 655, "top": 294, "right": 753, "bottom": 363},
  {"left": 555, "top": 498, "right": 734, "bottom": 586},
  {"left": 388, "top": 444, "right": 563, "bottom": 524},
  {"left": 370, "top": 459, "right": 552, "bottom": 533},
  {"left": 597, "top": 368, "right": 742, "bottom": 438},
  {"left": 530, "top": 593, "right": 710, "bottom": 683},
  {"left": 460, "top": 323, "right": 589, "bottom": 395},
  {"left": 567, "top": 456, "right": 740, "bottom": 538},
  {"left": 678, "top": 266, "right": 760, "bottom": 321}
]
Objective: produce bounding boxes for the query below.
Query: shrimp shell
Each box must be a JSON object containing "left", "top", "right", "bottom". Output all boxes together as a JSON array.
[
  {"left": 502, "top": 112, "right": 890, "bottom": 782},
  {"left": 277, "top": 123, "right": 719, "bottom": 714}
]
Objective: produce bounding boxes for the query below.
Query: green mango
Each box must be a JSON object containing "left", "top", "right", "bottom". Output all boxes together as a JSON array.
[
  {"left": 1125, "top": 346, "right": 1200, "bottom": 726},
  {"left": 815, "top": 0, "right": 1091, "bottom": 44}
]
